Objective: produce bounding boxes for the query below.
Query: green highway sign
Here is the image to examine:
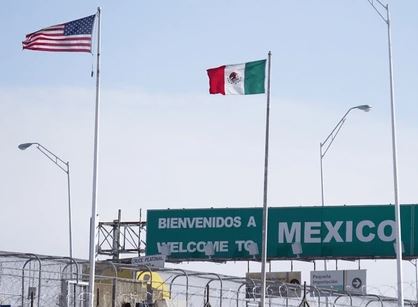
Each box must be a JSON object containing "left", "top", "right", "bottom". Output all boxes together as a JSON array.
[
  {"left": 146, "top": 208, "right": 262, "bottom": 260},
  {"left": 145, "top": 204, "right": 418, "bottom": 261}
]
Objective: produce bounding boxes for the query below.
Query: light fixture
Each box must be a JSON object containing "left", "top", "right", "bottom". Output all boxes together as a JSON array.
[
  {"left": 291, "top": 242, "right": 303, "bottom": 257},
  {"left": 159, "top": 243, "right": 171, "bottom": 256},
  {"left": 18, "top": 142, "right": 38, "bottom": 150},
  {"left": 248, "top": 242, "right": 259, "bottom": 259},
  {"left": 353, "top": 104, "right": 372, "bottom": 112}
]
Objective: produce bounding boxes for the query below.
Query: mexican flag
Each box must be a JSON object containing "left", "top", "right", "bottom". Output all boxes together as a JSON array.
[{"left": 207, "top": 59, "right": 266, "bottom": 95}]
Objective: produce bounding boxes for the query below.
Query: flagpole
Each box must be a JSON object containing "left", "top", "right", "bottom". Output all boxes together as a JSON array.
[
  {"left": 88, "top": 7, "right": 101, "bottom": 307},
  {"left": 260, "top": 51, "right": 272, "bottom": 307}
]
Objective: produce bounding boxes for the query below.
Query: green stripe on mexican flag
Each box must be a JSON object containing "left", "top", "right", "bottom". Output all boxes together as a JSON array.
[{"left": 207, "top": 59, "right": 266, "bottom": 95}]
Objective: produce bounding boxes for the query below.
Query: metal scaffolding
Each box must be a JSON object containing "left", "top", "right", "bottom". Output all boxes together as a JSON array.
[{"left": 97, "top": 209, "right": 147, "bottom": 260}]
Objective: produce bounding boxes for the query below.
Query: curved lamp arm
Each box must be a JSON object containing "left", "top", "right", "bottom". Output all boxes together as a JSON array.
[
  {"left": 18, "top": 142, "right": 72, "bottom": 260},
  {"left": 18, "top": 142, "right": 69, "bottom": 173},
  {"left": 320, "top": 105, "right": 371, "bottom": 158}
]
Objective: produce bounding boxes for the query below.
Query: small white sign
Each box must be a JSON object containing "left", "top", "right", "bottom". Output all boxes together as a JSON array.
[
  {"left": 246, "top": 271, "right": 301, "bottom": 284},
  {"left": 344, "top": 269, "right": 366, "bottom": 294},
  {"left": 310, "top": 270, "right": 344, "bottom": 292},
  {"left": 131, "top": 255, "right": 166, "bottom": 268}
]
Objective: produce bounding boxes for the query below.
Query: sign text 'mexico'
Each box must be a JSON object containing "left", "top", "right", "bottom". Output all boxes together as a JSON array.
[{"left": 278, "top": 220, "right": 396, "bottom": 243}]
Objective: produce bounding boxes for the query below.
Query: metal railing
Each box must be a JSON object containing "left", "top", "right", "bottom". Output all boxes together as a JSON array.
[{"left": 0, "top": 251, "right": 415, "bottom": 307}]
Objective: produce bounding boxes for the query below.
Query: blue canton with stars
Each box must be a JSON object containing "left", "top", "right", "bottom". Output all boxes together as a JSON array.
[{"left": 64, "top": 15, "right": 95, "bottom": 36}]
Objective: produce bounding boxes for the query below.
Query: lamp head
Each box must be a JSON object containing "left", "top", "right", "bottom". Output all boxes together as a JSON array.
[
  {"left": 354, "top": 105, "right": 372, "bottom": 112},
  {"left": 18, "top": 143, "right": 37, "bottom": 150}
]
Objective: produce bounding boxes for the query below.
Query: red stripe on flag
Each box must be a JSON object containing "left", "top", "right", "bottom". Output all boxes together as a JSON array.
[
  {"left": 23, "top": 42, "right": 91, "bottom": 48},
  {"left": 24, "top": 36, "right": 91, "bottom": 42},
  {"left": 23, "top": 39, "right": 91, "bottom": 47},
  {"left": 207, "top": 66, "right": 225, "bottom": 95},
  {"left": 26, "top": 33, "right": 67, "bottom": 40},
  {"left": 25, "top": 26, "right": 65, "bottom": 38},
  {"left": 22, "top": 46, "right": 92, "bottom": 52}
]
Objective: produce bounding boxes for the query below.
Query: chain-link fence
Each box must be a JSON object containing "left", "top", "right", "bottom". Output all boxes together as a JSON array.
[{"left": 0, "top": 252, "right": 416, "bottom": 307}]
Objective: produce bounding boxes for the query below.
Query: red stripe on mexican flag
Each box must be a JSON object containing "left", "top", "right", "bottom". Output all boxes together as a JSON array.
[{"left": 207, "top": 59, "right": 266, "bottom": 95}]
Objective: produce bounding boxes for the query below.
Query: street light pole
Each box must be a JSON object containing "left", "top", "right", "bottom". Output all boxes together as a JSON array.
[
  {"left": 320, "top": 105, "right": 371, "bottom": 207},
  {"left": 366, "top": 1, "right": 403, "bottom": 306},
  {"left": 319, "top": 105, "right": 371, "bottom": 272},
  {"left": 66, "top": 161, "right": 73, "bottom": 260},
  {"left": 18, "top": 142, "right": 73, "bottom": 260}
]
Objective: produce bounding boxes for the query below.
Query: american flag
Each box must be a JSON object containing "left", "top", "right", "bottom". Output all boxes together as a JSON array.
[{"left": 23, "top": 14, "right": 96, "bottom": 53}]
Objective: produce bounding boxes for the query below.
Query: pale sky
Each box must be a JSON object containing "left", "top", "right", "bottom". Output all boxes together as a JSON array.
[{"left": 1, "top": 0, "right": 418, "bottom": 299}]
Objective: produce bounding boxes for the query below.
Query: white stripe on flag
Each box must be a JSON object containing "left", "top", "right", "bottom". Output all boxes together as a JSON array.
[{"left": 224, "top": 63, "right": 245, "bottom": 95}]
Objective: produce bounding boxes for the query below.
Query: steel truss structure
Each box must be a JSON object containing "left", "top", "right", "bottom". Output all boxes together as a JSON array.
[{"left": 97, "top": 210, "right": 147, "bottom": 260}]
